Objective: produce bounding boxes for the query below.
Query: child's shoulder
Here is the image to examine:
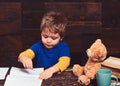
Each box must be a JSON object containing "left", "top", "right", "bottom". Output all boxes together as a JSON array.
[{"left": 59, "top": 41, "right": 69, "bottom": 47}]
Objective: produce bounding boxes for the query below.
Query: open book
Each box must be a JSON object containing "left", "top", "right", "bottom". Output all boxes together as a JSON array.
[
  {"left": 4, "top": 67, "right": 44, "bottom": 86},
  {"left": 102, "top": 56, "right": 120, "bottom": 69},
  {"left": 102, "top": 56, "right": 120, "bottom": 79}
]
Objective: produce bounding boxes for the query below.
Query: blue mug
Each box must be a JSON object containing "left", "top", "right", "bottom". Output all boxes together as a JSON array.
[{"left": 96, "top": 69, "right": 118, "bottom": 86}]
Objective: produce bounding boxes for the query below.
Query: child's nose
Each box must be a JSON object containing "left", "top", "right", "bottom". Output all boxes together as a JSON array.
[{"left": 47, "top": 38, "right": 52, "bottom": 43}]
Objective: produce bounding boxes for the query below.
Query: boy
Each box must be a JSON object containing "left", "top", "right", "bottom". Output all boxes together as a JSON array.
[{"left": 18, "top": 11, "right": 71, "bottom": 80}]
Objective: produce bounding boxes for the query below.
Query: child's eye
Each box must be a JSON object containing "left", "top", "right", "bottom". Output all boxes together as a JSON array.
[
  {"left": 43, "top": 35, "right": 48, "bottom": 38},
  {"left": 51, "top": 37, "right": 57, "bottom": 40}
]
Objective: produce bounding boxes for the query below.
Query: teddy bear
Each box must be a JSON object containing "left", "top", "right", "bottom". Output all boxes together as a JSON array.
[{"left": 72, "top": 39, "right": 107, "bottom": 85}]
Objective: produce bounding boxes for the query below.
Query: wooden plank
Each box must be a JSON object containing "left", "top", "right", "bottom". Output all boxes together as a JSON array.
[
  {"left": 0, "top": 2, "right": 21, "bottom": 35},
  {"left": 22, "top": 2, "right": 101, "bottom": 28}
]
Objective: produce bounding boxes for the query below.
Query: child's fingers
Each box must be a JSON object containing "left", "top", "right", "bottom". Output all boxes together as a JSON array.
[
  {"left": 25, "top": 62, "right": 33, "bottom": 69},
  {"left": 22, "top": 60, "right": 32, "bottom": 69},
  {"left": 23, "top": 62, "right": 27, "bottom": 68},
  {"left": 27, "top": 63, "right": 33, "bottom": 69},
  {"left": 27, "top": 60, "right": 33, "bottom": 69}
]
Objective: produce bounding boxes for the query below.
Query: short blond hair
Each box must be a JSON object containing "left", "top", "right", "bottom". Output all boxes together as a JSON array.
[{"left": 40, "top": 11, "right": 67, "bottom": 38}]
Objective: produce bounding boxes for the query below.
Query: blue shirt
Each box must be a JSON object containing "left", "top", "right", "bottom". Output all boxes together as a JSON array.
[{"left": 30, "top": 41, "right": 70, "bottom": 68}]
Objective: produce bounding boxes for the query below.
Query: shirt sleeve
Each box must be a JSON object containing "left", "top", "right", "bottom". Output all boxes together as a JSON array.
[
  {"left": 18, "top": 49, "right": 35, "bottom": 60},
  {"left": 55, "top": 56, "right": 70, "bottom": 72}
]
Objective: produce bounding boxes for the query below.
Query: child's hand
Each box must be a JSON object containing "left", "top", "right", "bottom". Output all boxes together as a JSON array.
[
  {"left": 39, "top": 68, "right": 54, "bottom": 80},
  {"left": 39, "top": 65, "right": 60, "bottom": 80},
  {"left": 19, "top": 56, "right": 33, "bottom": 69}
]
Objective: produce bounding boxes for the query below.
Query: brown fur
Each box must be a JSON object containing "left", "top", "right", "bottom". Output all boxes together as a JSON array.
[{"left": 73, "top": 39, "right": 107, "bottom": 85}]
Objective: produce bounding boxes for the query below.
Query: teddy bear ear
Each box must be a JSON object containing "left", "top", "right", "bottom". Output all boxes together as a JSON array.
[
  {"left": 86, "top": 49, "right": 91, "bottom": 57},
  {"left": 95, "top": 39, "right": 102, "bottom": 43}
]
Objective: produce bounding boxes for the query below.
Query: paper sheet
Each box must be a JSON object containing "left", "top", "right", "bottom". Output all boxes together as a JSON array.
[
  {"left": 4, "top": 67, "right": 44, "bottom": 86},
  {"left": 0, "top": 67, "right": 9, "bottom": 80},
  {"left": 10, "top": 67, "right": 44, "bottom": 77},
  {"left": 4, "top": 75, "right": 42, "bottom": 86}
]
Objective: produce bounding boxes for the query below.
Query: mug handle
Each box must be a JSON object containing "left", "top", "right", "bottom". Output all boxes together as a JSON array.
[{"left": 111, "top": 75, "right": 118, "bottom": 85}]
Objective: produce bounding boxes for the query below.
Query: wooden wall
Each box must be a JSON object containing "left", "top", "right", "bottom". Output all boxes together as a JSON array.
[
  {"left": 0, "top": 1, "right": 120, "bottom": 67},
  {"left": 0, "top": 2, "right": 23, "bottom": 67}
]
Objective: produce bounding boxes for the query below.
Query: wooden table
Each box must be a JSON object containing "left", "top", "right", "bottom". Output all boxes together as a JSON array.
[
  {"left": 0, "top": 70, "right": 97, "bottom": 86},
  {"left": 41, "top": 70, "right": 97, "bottom": 86}
]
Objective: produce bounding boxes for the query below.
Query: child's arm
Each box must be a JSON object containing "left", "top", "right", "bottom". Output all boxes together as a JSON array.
[
  {"left": 55, "top": 56, "right": 70, "bottom": 72},
  {"left": 18, "top": 49, "right": 35, "bottom": 69},
  {"left": 39, "top": 56, "right": 70, "bottom": 79}
]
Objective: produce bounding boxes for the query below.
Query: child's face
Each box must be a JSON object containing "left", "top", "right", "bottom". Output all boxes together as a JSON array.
[{"left": 41, "top": 29, "right": 61, "bottom": 49}]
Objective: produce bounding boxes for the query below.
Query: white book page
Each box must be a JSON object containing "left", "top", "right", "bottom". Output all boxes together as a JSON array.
[
  {"left": 4, "top": 75, "right": 42, "bottom": 86},
  {"left": 4, "top": 67, "right": 44, "bottom": 86},
  {"left": 10, "top": 67, "right": 44, "bottom": 77},
  {"left": 0, "top": 67, "right": 9, "bottom": 80}
]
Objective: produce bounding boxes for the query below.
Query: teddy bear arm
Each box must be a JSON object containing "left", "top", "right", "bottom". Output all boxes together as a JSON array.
[{"left": 73, "top": 64, "right": 84, "bottom": 76}]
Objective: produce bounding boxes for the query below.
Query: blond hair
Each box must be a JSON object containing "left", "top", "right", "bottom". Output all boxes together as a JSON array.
[{"left": 40, "top": 11, "right": 67, "bottom": 38}]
